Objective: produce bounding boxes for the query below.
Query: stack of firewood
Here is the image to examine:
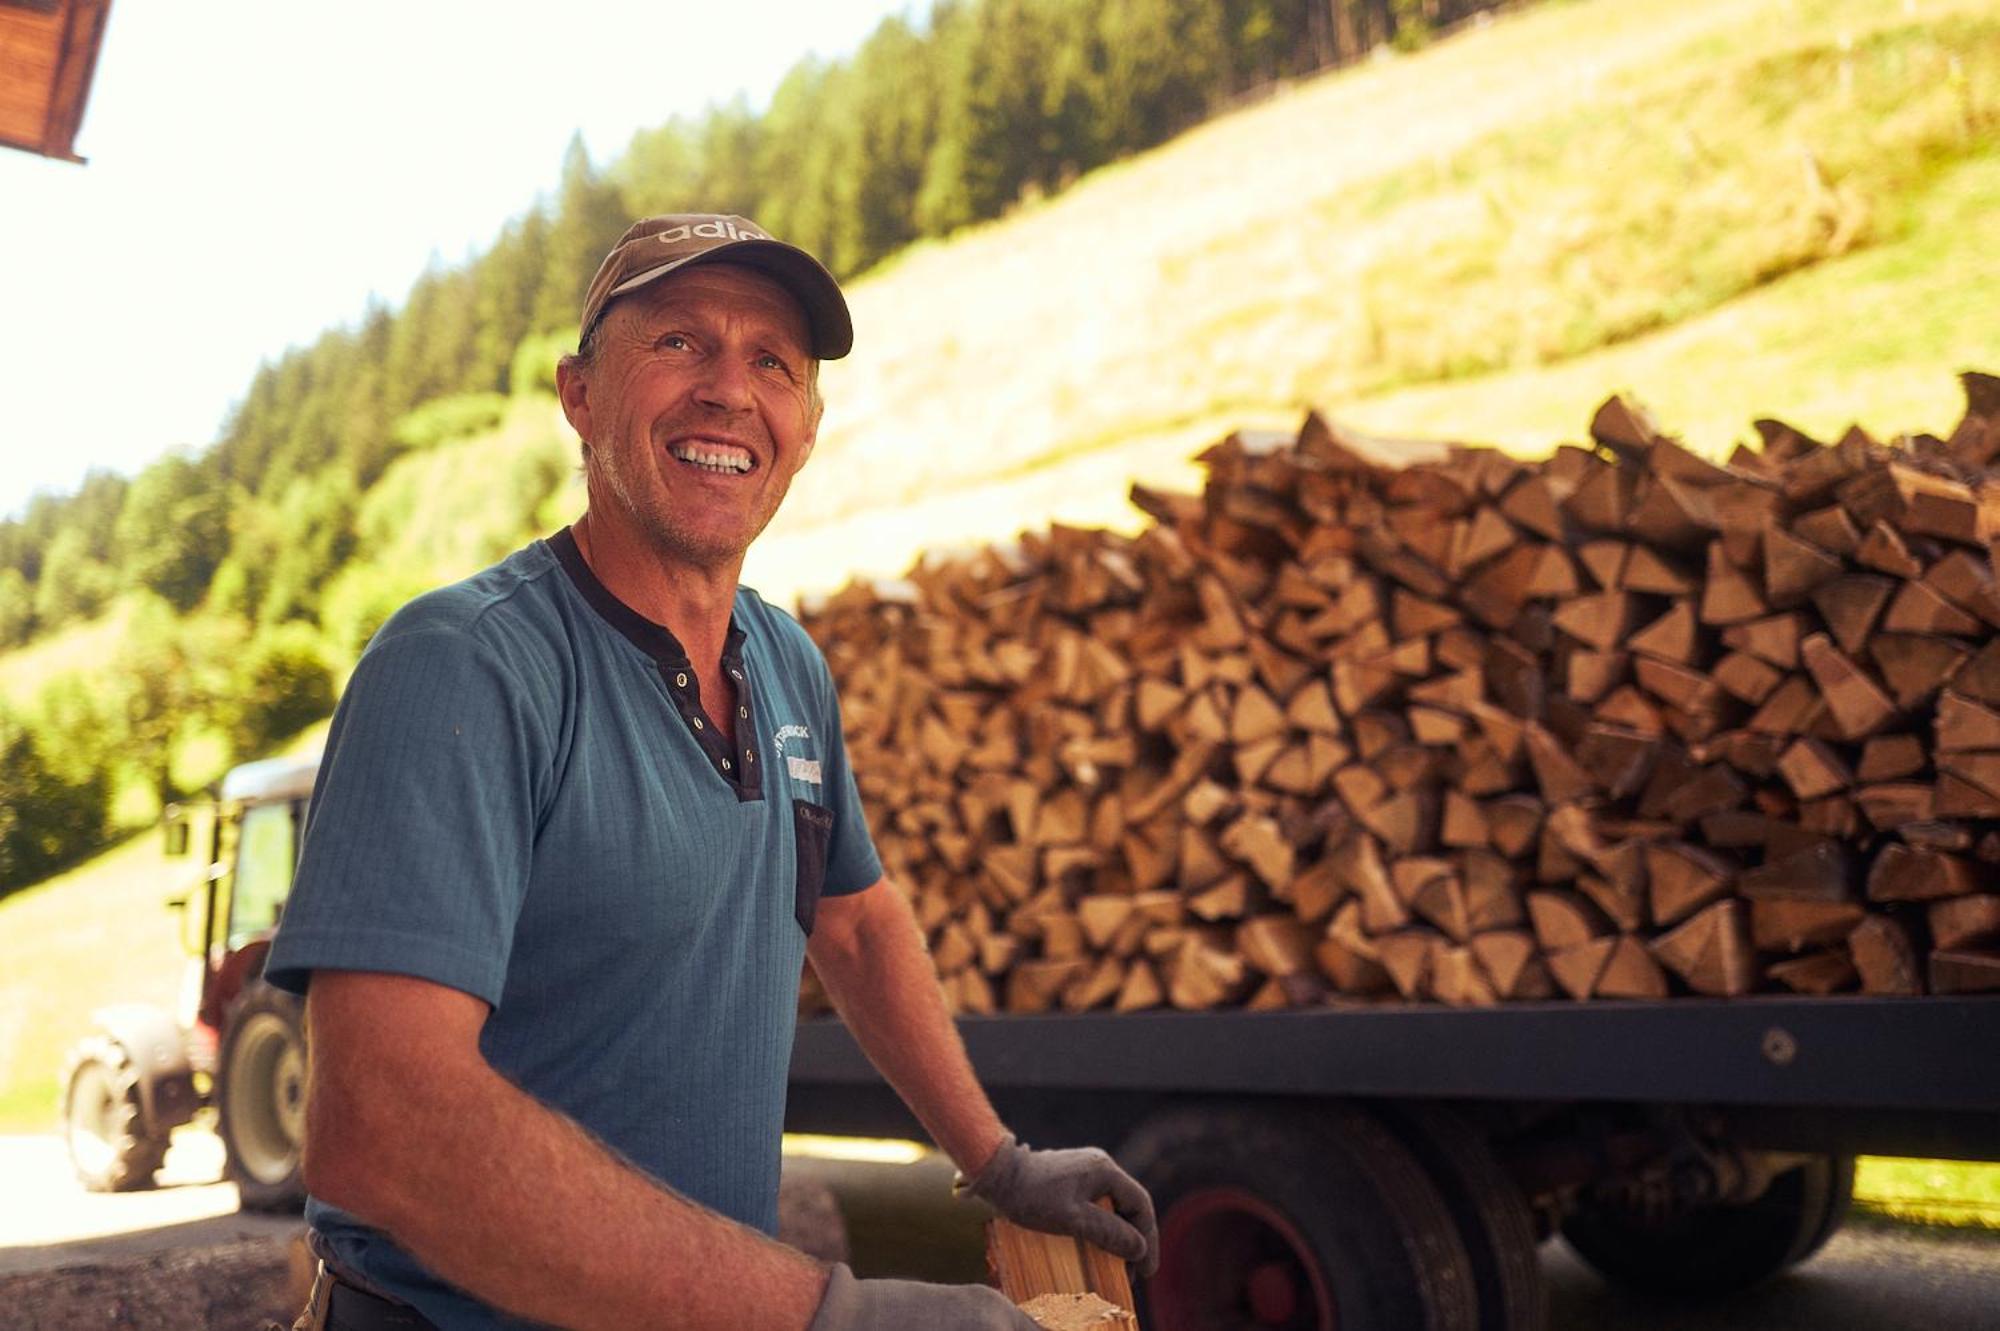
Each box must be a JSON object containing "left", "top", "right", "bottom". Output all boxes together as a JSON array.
[{"left": 798, "top": 374, "right": 2000, "bottom": 1012}]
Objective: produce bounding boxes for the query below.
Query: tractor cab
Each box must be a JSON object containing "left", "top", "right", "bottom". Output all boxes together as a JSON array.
[{"left": 169, "top": 754, "right": 318, "bottom": 1074}]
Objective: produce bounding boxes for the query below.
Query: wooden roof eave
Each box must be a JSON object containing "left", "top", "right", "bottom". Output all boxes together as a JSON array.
[{"left": 0, "top": 0, "right": 114, "bottom": 163}]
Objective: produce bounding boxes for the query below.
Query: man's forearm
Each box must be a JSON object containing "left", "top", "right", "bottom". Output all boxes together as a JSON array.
[
  {"left": 807, "top": 881, "right": 1008, "bottom": 1175},
  {"left": 305, "top": 977, "right": 828, "bottom": 1331}
]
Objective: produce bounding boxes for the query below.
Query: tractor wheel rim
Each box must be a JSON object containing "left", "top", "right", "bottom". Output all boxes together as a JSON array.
[
  {"left": 1153, "top": 1186, "right": 1336, "bottom": 1331},
  {"left": 66, "top": 1061, "right": 120, "bottom": 1177},
  {"left": 228, "top": 1014, "right": 302, "bottom": 1184}
]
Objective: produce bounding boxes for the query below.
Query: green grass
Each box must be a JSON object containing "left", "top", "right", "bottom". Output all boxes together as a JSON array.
[
  {"left": 1302, "top": 11, "right": 1999, "bottom": 396},
  {"left": 0, "top": 829, "right": 197, "bottom": 1132},
  {"left": 1855, "top": 1158, "right": 2000, "bottom": 1230},
  {"left": 1342, "top": 143, "right": 2000, "bottom": 456},
  {"left": 0, "top": 597, "right": 136, "bottom": 710}
]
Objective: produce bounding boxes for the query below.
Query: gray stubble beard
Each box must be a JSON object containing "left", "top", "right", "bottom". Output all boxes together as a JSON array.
[{"left": 583, "top": 432, "right": 788, "bottom": 576}]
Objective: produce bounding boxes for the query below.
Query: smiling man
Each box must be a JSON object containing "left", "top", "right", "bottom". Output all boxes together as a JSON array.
[{"left": 262, "top": 216, "right": 1156, "bottom": 1331}]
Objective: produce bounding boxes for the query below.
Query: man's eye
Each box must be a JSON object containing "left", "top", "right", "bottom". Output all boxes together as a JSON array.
[
  {"left": 658, "top": 334, "right": 690, "bottom": 351},
  {"left": 758, "top": 354, "right": 791, "bottom": 374}
]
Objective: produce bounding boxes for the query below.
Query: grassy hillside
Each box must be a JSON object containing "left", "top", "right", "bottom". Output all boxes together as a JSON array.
[
  {"left": 743, "top": 0, "right": 2000, "bottom": 602},
  {"left": 0, "top": 600, "right": 136, "bottom": 710}
]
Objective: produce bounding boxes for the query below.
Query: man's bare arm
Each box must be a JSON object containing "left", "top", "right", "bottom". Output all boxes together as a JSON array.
[
  {"left": 805, "top": 878, "right": 1008, "bottom": 1176},
  {"left": 303, "top": 970, "right": 828, "bottom": 1331}
]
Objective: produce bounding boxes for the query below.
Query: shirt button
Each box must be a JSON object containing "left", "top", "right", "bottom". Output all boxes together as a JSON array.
[
  {"left": 722, "top": 758, "right": 733, "bottom": 771},
  {"left": 746, "top": 751, "right": 755, "bottom": 763},
  {"left": 692, "top": 717, "right": 704, "bottom": 731},
  {"left": 730, "top": 668, "right": 743, "bottom": 680},
  {"left": 674, "top": 672, "right": 689, "bottom": 688},
  {"left": 738, "top": 706, "right": 748, "bottom": 718}
]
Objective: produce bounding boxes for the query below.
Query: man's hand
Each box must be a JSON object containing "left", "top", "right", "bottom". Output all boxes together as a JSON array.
[
  {"left": 809, "top": 1264, "right": 1041, "bottom": 1331},
  {"left": 963, "top": 1135, "right": 1160, "bottom": 1276}
]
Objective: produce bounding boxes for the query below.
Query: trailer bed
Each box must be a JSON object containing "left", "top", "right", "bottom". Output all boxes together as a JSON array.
[{"left": 787, "top": 996, "right": 2000, "bottom": 1157}]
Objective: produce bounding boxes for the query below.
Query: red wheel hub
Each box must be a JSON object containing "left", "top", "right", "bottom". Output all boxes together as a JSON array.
[{"left": 1150, "top": 1186, "right": 1336, "bottom": 1330}]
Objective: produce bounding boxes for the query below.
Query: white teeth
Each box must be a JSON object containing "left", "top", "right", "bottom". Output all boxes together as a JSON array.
[{"left": 669, "top": 443, "right": 752, "bottom": 474}]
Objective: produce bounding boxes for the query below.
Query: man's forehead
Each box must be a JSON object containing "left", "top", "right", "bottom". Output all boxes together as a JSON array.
[{"left": 611, "top": 263, "right": 812, "bottom": 342}]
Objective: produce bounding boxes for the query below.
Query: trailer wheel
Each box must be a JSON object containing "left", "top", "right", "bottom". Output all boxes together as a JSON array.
[
  {"left": 1561, "top": 1153, "right": 1854, "bottom": 1296},
  {"left": 60, "top": 1035, "right": 169, "bottom": 1192},
  {"left": 219, "top": 983, "right": 308, "bottom": 1212},
  {"left": 1793, "top": 1154, "right": 1856, "bottom": 1265},
  {"left": 1377, "top": 1105, "right": 1547, "bottom": 1331},
  {"left": 1119, "top": 1103, "right": 1478, "bottom": 1331}
]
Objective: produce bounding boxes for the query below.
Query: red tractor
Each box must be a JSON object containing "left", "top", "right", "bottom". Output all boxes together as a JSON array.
[{"left": 59, "top": 753, "right": 318, "bottom": 1210}]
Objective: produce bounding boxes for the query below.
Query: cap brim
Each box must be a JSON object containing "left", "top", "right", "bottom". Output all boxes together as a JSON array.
[{"left": 605, "top": 239, "right": 853, "bottom": 360}]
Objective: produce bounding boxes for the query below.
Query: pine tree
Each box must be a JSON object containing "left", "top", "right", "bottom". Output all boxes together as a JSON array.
[{"left": 532, "top": 135, "right": 631, "bottom": 340}]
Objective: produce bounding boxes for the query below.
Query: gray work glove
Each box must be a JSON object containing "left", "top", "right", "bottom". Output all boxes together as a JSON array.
[
  {"left": 808, "top": 1263, "right": 1041, "bottom": 1331},
  {"left": 962, "top": 1134, "right": 1160, "bottom": 1277}
]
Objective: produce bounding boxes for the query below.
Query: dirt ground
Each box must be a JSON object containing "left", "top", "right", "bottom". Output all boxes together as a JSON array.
[
  {"left": 0, "top": 1236, "right": 302, "bottom": 1331},
  {"left": 0, "top": 1129, "right": 848, "bottom": 1330}
]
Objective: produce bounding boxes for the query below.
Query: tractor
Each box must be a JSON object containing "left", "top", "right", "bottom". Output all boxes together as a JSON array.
[{"left": 58, "top": 753, "right": 318, "bottom": 1211}]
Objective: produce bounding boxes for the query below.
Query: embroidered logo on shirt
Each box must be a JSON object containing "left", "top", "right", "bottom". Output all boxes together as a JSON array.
[{"left": 774, "top": 724, "right": 822, "bottom": 784}]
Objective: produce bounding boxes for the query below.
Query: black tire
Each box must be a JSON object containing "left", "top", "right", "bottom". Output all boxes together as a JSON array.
[
  {"left": 60, "top": 1035, "right": 169, "bottom": 1192},
  {"left": 1377, "top": 1104, "right": 1548, "bottom": 1331},
  {"left": 218, "top": 983, "right": 309, "bottom": 1212},
  {"left": 1119, "top": 1102, "right": 1479, "bottom": 1331},
  {"left": 1561, "top": 1153, "right": 1855, "bottom": 1297},
  {"left": 1793, "top": 1154, "right": 1856, "bottom": 1265}
]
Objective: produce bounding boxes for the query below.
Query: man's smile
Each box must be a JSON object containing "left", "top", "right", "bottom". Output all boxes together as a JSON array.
[{"left": 668, "top": 439, "right": 757, "bottom": 475}]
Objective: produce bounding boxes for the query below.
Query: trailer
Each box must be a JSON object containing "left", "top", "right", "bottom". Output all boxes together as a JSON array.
[{"left": 787, "top": 997, "right": 2000, "bottom": 1330}]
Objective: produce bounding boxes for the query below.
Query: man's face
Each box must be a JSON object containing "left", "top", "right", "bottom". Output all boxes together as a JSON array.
[{"left": 558, "top": 263, "right": 821, "bottom": 572}]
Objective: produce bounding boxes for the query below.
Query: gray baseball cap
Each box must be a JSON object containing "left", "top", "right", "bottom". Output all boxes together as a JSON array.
[{"left": 577, "top": 214, "right": 852, "bottom": 359}]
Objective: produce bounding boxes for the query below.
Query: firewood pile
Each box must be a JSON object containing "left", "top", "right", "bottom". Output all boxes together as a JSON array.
[{"left": 798, "top": 373, "right": 2000, "bottom": 1012}]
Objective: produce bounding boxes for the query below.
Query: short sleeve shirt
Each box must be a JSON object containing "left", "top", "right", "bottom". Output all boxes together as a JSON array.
[{"left": 264, "top": 529, "right": 881, "bottom": 1329}]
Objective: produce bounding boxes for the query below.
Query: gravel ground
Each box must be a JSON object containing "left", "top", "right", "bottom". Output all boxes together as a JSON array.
[
  {"left": 1543, "top": 1220, "right": 2000, "bottom": 1331},
  {"left": 0, "top": 1131, "right": 298, "bottom": 1278}
]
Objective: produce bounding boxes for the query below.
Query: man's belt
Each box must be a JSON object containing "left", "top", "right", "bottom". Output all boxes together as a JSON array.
[
  {"left": 287, "top": 1255, "right": 439, "bottom": 1331},
  {"left": 325, "top": 1275, "right": 437, "bottom": 1331}
]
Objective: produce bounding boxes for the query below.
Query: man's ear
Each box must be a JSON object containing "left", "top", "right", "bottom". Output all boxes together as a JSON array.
[
  {"left": 556, "top": 355, "right": 593, "bottom": 442},
  {"left": 800, "top": 402, "right": 822, "bottom": 469}
]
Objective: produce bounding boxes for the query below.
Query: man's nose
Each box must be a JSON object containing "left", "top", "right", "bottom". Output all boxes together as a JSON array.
[{"left": 692, "top": 354, "right": 754, "bottom": 412}]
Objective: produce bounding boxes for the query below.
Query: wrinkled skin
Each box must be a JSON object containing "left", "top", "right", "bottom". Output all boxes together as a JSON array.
[{"left": 557, "top": 263, "right": 822, "bottom": 575}]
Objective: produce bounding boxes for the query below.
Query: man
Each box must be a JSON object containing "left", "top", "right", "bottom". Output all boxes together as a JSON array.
[{"left": 264, "top": 215, "right": 1157, "bottom": 1331}]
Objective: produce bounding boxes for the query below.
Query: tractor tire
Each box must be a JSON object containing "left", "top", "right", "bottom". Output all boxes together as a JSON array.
[
  {"left": 218, "top": 982, "right": 309, "bottom": 1212},
  {"left": 1561, "top": 1153, "right": 1855, "bottom": 1297},
  {"left": 61, "top": 1034, "right": 169, "bottom": 1192},
  {"left": 1119, "top": 1102, "right": 1479, "bottom": 1331}
]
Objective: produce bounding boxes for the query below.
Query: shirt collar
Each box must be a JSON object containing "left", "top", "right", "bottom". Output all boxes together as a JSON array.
[{"left": 548, "top": 526, "right": 746, "bottom": 671}]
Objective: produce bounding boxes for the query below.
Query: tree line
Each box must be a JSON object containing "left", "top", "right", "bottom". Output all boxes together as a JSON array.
[{"left": 0, "top": 0, "right": 1506, "bottom": 892}]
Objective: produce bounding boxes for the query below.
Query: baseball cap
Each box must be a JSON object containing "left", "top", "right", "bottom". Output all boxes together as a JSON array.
[{"left": 578, "top": 214, "right": 853, "bottom": 360}]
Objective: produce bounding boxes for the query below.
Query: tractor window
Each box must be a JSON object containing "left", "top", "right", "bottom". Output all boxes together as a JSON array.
[{"left": 227, "top": 802, "right": 298, "bottom": 949}]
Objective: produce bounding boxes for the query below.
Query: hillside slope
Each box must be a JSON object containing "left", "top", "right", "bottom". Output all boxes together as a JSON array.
[{"left": 743, "top": 0, "right": 1999, "bottom": 602}]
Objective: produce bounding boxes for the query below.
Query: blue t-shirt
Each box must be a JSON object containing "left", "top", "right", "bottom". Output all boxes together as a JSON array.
[{"left": 265, "top": 530, "right": 881, "bottom": 1328}]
